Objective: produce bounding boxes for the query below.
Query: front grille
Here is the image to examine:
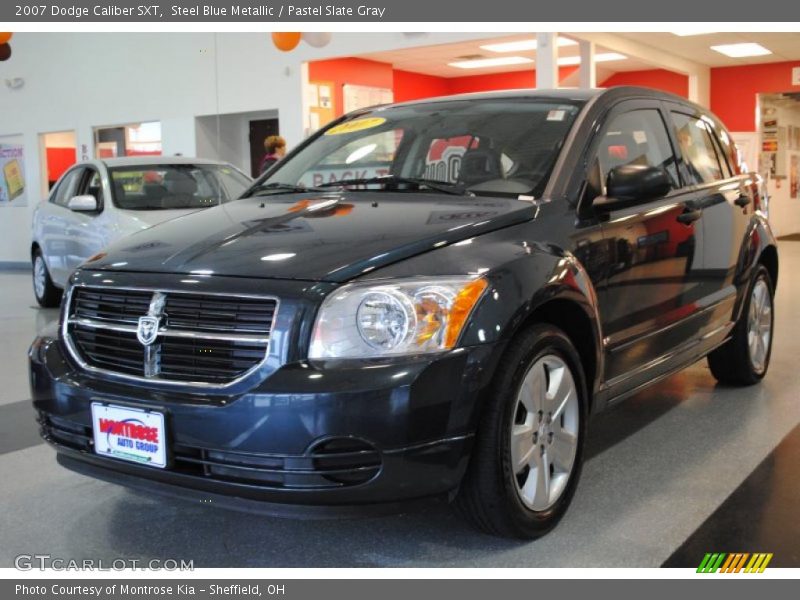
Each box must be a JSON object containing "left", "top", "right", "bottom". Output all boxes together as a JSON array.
[{"left": 65, "top": 286, "right": 278, "bottom": 386}]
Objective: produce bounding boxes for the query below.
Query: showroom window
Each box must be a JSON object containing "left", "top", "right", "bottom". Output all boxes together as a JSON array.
[
  {"left": 595, "top": 108, "right": 680, "bottom": 193},
  {"left": 94, "top": 121, "right": 162, "bottom": 158},
  {"left": 671, "top": 112, "right": 725, "bottom": 185}
]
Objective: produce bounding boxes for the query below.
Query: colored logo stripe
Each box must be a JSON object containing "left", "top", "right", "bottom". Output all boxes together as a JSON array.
[{"left": 697, "top": 553, "right": 773, "bottom": 573}]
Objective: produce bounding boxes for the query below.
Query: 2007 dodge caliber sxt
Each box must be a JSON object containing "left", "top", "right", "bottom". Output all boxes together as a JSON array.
[{"left": 30, "top": 87, "right": 778, "bottom": 538}]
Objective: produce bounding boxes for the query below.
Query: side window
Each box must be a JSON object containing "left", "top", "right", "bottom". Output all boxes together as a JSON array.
[
  {"left": 82, "top": 169, "right": 105, "bottom": 210},
  {"left": 595, "top": 109, "right": 680, "bottom": 195},
  {"left": 709, "top": 122, "right": 739, "bottom": 177},
  {"left": 671, "top": 112, "right": 725, "bottom": 184},
  {"left": 51, "top": 168, "right": 84, "bottom": 207}
]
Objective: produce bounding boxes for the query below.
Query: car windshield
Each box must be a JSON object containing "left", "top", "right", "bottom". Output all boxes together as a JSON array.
[
  {"left": 108, "top": 164, "right": 251, "bottom": 210},
  {"left": 249, "top": 98, "right": 583, "bottom": 199}
]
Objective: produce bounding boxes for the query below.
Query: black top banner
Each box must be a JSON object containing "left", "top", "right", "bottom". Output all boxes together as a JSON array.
[{"left": 3, "top": 0, "right": 800, "bottom": 22}]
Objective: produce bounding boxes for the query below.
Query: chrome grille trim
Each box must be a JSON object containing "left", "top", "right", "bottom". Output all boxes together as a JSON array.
[{"left": 62, "top": 284, "right": 280, "bottom": 389}]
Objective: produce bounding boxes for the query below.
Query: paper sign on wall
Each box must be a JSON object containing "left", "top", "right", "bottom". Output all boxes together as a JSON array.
[
  {"left": 793, "top": 66, "right": 800, "bottom": 86},
  {"left": 0, "top": 137, "right": 27, "bottom": 206}
]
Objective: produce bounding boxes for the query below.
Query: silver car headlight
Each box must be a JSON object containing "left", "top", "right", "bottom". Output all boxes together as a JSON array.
[{"left": 309, "top": 277, "right": 488, "bottom": 359}]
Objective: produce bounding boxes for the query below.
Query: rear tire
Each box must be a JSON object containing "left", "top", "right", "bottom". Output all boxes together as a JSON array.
[
  {"left": 455, "top": 323, "right": 588, "bottom": 539},
  {"left": 32, "top": 248, "right": 62, "bottom": 308},
  {"left": 708, "top": 265, "right": 774, "bottom": 386}
]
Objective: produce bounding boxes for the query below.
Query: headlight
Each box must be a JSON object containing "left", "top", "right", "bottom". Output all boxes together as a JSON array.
[{"left": 309, "top": 277, "right": 488, "bottom": 359}]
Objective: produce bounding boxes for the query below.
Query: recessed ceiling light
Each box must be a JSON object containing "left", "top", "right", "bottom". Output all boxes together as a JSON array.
[
  {"left": 448, "top": 56, "right": 534, "bottom": 69},
  {"left": 480, "top": 37, "right": 577, "bottom": 53},
  {"left": 711, "top": 43, "right": 772, "bottom": 58},
  {"left": 671, "top": 30, "right": 718, "bottom": 36},
  {"left": 557, "top": 52, "right": 627, "bottom": 66}
]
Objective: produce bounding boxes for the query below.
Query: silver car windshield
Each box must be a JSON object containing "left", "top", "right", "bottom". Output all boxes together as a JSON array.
[{"left": 108, "top": 164, "right": 251, "bottom": 210}]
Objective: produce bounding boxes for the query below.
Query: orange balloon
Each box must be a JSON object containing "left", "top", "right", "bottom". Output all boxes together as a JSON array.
[
  {"left": 0, "top": 32, "right": 12, "bottom": 44},
  {"left": 271, "top": 32, "right": 301, "bottom": 52}
]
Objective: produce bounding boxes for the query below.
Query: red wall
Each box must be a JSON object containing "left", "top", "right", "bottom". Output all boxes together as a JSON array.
[
  {"left": 46, "top": 147, "right": 76, "bottom": 183},
  {"left": 392, "top": 69, "right": 450, "bottom": 103},
  {"left": 311, "top": 58, "right": 580, "bottom": 113},
  {"left": 601, "top": 69, "right": 689, "bottom": 98},
  {"left": 710, "top": 61, "right": 800, "bottom": 132}
]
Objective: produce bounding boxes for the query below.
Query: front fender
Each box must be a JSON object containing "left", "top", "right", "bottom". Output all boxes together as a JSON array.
[{"left": 363, "top": 224, "right": 604, "bottom": 398}]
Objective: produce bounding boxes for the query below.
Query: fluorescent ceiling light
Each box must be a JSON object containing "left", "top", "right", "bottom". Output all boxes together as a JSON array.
[
  {"left": 672, "top": 30, "right": 718, "bottom": 36},
  {"left": 557, "top": 52, "right": 627, "bottom": 66},
  {"left": 480, "top": 37, "right": 577, "bottom": 53},
  {"left": 448, "top": 56, "right": 534, "bottom": 69},
  {"left": 710, "top": 43, "right": 772, "bottom": 58}
]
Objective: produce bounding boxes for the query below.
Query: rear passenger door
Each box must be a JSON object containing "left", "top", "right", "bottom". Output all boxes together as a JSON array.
[
  {"left": 667, "top": 106, "right": 750, "bottom": 336},
  {"left": 588, "top": 100, "right": 706, "bottom": 388}
]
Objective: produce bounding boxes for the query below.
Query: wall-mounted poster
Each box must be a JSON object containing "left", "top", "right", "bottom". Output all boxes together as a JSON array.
[
  {"left": 0, "top": 136, "right": 27, "bottom": 206},
  {"left": 791, "top": 155, "right": 799, "bottom": 199}
]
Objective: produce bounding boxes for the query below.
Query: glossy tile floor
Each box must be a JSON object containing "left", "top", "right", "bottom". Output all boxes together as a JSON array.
[{"left": 1, "top": 245, "right": 799, "bottom": 568}]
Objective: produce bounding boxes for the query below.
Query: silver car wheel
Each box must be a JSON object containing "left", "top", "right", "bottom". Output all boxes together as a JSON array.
[
  {"left": 510, "top": 354, "right": 580, "bottom": 511},
  {"left": 747, "top": 279, "right": 772, "bottom": 374},
  {"left": 33, "top": 255, "right": 46, "bottom": 300}
]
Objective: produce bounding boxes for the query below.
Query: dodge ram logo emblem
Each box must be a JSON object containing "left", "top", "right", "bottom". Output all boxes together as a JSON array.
[{"left": 137, "top": 316, "right": 160, "bottom": 346}]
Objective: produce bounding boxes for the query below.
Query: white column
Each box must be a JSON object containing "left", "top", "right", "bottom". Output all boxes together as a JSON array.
[
  {"left": 536, "top": 32, "right": 559, "bottom": 89},
  {"left": 579, "top": 40, "right": 596, "bottom": 89},
  {"left": 688, "top": 70, "right": 711, "bottom": 107}
]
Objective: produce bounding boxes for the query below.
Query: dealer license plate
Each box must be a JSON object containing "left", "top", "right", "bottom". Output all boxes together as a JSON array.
[{"left": 91, "top": 403, "right": 167, "bottom": 469}]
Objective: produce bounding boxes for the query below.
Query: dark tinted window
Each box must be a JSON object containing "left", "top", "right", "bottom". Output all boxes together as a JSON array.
[
  {"left": 671, "top": 112, "right": 725, "bottom": 184},
  {"left": 595, "top": 109, "right": 679, "bottom": 193},
  {"left": 82, "top": 169, "right": 105, "bottom": 209},
  {"left": 51, "top": 168, "right": 84, "bottom": 207}
]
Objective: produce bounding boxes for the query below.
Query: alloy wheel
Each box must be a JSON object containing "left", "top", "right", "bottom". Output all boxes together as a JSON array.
[
  {"left": 33, "top": 255, "right": 46, "bottom": 299},
  {"left": 510, "top": 354, "right": 580, "bottom": 511},
  {"left": 747, "top": 278, "right": 772, "bottom": 374}
]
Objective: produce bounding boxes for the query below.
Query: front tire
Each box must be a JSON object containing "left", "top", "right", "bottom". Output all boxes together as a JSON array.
[
  {"left": 708, "top": 265, "right": 774, "bottom": 386},
  {"left": 32, "top": 248, "right": 62, "bottom": 308},
  {"left": 456, "top": 324, "right": 588, "bottom": 539}
]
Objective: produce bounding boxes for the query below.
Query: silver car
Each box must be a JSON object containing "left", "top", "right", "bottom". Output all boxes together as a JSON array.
[{"left": 31, "top": 156, "right": 252, "bottom": 307}]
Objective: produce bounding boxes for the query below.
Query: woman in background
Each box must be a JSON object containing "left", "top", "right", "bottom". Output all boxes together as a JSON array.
[{"left": 260, "top": 135, "right": 287, "bottom": 174}]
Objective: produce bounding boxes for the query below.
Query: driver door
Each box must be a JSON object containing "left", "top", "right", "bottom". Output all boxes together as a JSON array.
[{"left": 589, "top": 100, "right": 705, "bottom": 391}]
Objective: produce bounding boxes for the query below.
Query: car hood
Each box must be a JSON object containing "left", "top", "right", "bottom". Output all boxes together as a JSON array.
[
  {"left": 116, "top": 207, "right": 206, "bottom": 229},
  {"left": 86, "top": 192, "right": 536, "bottom": 283}
]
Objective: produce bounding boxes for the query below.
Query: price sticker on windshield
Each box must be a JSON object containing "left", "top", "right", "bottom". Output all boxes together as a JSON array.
[{"left": 325, "top": 117, "right": 387, "bottom": 136}]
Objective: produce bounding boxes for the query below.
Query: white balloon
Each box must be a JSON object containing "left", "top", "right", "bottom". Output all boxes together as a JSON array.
[{"left": 303, "top": 32, "right": 332, "bottom": 48}]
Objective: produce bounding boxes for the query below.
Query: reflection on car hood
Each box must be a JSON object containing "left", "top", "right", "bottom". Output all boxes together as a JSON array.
[
  {"left": 86, "top": 192, "right": 537, "bottom": 283},
  {"left": 117, "top": 207, "right": 207, "bottom": 229}
]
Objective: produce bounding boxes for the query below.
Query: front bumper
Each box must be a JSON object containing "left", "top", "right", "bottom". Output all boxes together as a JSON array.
[{"left": 29, "top": 335, "right": 501, "bottom": 512}]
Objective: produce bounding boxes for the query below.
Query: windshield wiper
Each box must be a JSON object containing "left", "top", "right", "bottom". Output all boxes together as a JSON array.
[
  {"left": 250, "top": 182, "right": 326, "bottom": 196},
  {"left": 318, "top": 175, "right": 472, "bottom": 196}
]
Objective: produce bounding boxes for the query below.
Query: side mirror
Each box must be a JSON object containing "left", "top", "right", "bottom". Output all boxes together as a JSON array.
[
  {"left": 593, "top": 165, "right": 672, "bottom": 212},
  {"left": 67, "top": 195, "right": 98, "bottom": 212}
]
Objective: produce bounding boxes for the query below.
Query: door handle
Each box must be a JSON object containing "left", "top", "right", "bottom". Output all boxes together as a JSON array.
[
  {"left": 676, "top": 209, "right": 702, "bottom": 224},
  {"left": 734, "top": 195, "right": 751, "bottom": 208}
]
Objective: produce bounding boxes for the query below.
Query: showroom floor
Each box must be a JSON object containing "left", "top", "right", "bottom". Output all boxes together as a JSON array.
[{"left": 1, "top": 244, "right": 799, "bottom": 568}]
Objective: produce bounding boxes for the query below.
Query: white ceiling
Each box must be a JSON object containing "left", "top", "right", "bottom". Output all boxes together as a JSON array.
[{"left": 360, "top": 33, "right": 800, "bottom": 79}]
